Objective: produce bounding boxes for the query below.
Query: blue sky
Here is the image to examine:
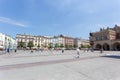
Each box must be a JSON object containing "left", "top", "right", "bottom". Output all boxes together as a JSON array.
[{"left": 0, "top": 0, "right": 120, "bottom": 39}]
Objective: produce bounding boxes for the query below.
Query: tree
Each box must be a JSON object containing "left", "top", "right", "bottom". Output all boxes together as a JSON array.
[
  {"left": 73, "top": 45, "right": 77, "bottom": 48},
  {"left": 81, "top": 44, "right": 85, "bottom": 48},
  {"left": 37, "top": 44, "right": 40, "bottom": 50},
  {"left": 48, "top": 43, "right": 53, "bottom": 49},
  {"left": 81, "top": 44, "right": 90, "bottom": 48},
  {"left": 65, "top": 45, "right": 69, "bottom": 49},
  {"left": 86, "top": 45, "right": 91, "bottom": 48},
  {"left": 69, "top": 45, "right": 73, "bottom": 49},
  {"left": 27, "top": 41, "right": 34, "bottom": 50},
  {"left": 18, "top": 41, "right": 26, "bottom": 49},
  {"left": 60, "top": 44, "right": 64, "bottom": 48},
  {"left": 55, "top": 43, "right": 59, "bottom": 48},
  {"left": 43, "top": 42, "right": 47, "bottom": 48},
  {"left": 8, "top": 42, "right": 11, "bottom": 48}
]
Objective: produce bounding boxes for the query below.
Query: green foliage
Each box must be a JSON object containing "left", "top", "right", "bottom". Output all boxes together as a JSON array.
[
  {"left": 18, "top": 41, "right": 26, "bottom": 48},
  {"left": 37, "top": 44, "right": 40, "bottom": 50},
  {"left": 43, "top": 42, "right": 47, "bottom": 48},
  {"left": 65, "top": 45, "right": 74, "bottom": 49},
  {"left": 27, "top": 41, "right": 34, "bottom": 49},
  {"left": 86, "top": 45, "right": 91, "bottom": 48},
  {"left": 69, "top": 45, "right": 73, "bottom": 48},
  {"left": 60, "top": 44, "right": 64, "bottom": 48},
  {"left": 65, "top": 45, "right": 68, "bottom": 48},
  {"left": 55, "top": 43, "right": 59, "bottom": 48},
  {"left": 37, "top": 44, "right": 40, "bottom": 48},
  {"left": 48, "top": 43, "right": 53, "bottom": 49},
  {"left": 8, "top": 42, "right": 11, "bottom": 48},
  {"left": 73, "top": 45, "right": 77, "bottom": 48},
  {"left": 81, "top": 44, "right": 91, "bottom": 48}
]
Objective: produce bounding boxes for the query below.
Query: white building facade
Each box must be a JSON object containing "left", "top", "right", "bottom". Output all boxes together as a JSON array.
[{"left": 0, "top": 33, "right": 5, "bottom": 50}]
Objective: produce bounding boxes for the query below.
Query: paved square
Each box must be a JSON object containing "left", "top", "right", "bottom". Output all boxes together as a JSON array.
[{"left": 0, "top": 50, "right": 120, "bottom": 80}]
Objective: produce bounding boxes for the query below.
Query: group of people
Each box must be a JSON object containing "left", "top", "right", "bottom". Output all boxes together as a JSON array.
[{"left": 6, "top": 48, "right": 17, "bottom": 53}]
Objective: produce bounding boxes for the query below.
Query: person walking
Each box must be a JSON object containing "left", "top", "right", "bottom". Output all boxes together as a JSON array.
[
  {"left": 7, "top": 48, "right": 9, "bottom": 53},
  {"left": 62, "top": 48, "right": 64, "bottom": 53},
  {"left": 76, "top": 48, "right": 80, "bottom": 58},
  {"left": 15, "top": 49, "right": 17, "bottom": 53},
  {"left": 100, "top": 48, "right": 103, "bottom": 54}
]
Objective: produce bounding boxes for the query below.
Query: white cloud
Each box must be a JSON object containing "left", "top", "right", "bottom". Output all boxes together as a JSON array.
[{"left": 0, "top": 16, "right": 28, "bottom": 27}]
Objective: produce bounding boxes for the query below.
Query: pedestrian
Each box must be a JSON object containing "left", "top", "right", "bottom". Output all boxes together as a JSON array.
[
  {"left": 100, "top": 48, "right": 103, "bottom": 53},
  {"left": 15, "top": 49, "right": 17, "bottom": 52},
  {"left": 87, "top": 48, "right": 89, "bottom": 52},
  {"left": 62, "top": 48, "right": 64, "bottom": 53},
  {"left": 31, "top": 50, "right": 33, "bottom": 53},
  {"left": 76, "top": 48, "right": 80, "bottom": 58},
  {"left": 7, "top": 48, "right": 9, "bottom": 53}
]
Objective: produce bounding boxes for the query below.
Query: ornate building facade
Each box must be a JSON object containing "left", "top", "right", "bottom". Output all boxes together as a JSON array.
[{"left": 89, "top": 25, "right": 120, "bottom": 51}]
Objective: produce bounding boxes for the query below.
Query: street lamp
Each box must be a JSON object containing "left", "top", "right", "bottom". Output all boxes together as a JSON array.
[
  {"left": 90, "top": 41, "right": 94, "bottom": 52},
  {"left": 110, "top": 40, "right": 112, "bottom": 51},
  {"left": 89, "top": 32, "right": 94, "bottom": 52}
]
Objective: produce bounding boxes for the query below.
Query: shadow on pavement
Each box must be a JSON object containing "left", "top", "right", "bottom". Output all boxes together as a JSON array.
[{"left": 101, "top": 55, "right": 120, "bottom": 59}]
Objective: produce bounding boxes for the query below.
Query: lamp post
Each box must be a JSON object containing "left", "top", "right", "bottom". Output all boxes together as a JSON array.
[
  {"left": 89, "top": 32, "right": 94, "bottom": 52},
  {"left": 110, "top": 40, "right": 112, "bottom": 51},
  {"left": 90, "top": 41, "right": 94, "bottom": 52},
  {"left": 100, "top": 45, "right": 103, "bottom": 53}
]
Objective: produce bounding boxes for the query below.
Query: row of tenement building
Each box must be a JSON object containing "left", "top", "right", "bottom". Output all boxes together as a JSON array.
[
  {"left": 89, "top": 24, "right": 120, "bottom": 51},
  {"left": 1, "top": 25, "right": 120, "bottom": 51},
  {"left": 0, "top": 33, "right": 89, "bottom": 50},
  {"left": 16, "top": 34, "right": 89, "bottom": 49}
]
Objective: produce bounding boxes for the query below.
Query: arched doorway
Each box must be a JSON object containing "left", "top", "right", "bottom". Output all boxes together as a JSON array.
[
  {"left": 103, "top": 43, "right": 110, "bottom": 50},
  {"left": 113, "top": 42, "right": 120, "bottom": 51},
  {"left": 96, "top": 44, "right": 102, "bottom": 50}
]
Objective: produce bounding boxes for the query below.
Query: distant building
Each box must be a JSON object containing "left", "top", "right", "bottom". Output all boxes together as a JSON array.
[
  {"left": 0, "top": 33, "right": 5, "bottom": 50},
  {"left": 82, "top": 39, "right": 90, "bottom": 46},
  {"left": 16, "top": 34, "right": 76, "bottom": 49},
  {"left": 16, "top": 34, "right": 47, "bottom": 49},
  {"left": 46, "top": 35, "right": 73, "bottom": 49},
  {"left": 16, "top": 34, "right": 90, "bottom": 49},
  {"left": 74, "top": 38, "right": 90, "bottom": 48},
  {"left": 74, "top": 38, "right": 82, "bottom": 48},
  {"left": 0, "top": 33, "right": 17, "bottom": 50},
  {"left": 63, "top": 36, "right": 74, "bottom": 48},
  {"left": 89, "top": 24, "right": 120, "bottom": 51}
]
